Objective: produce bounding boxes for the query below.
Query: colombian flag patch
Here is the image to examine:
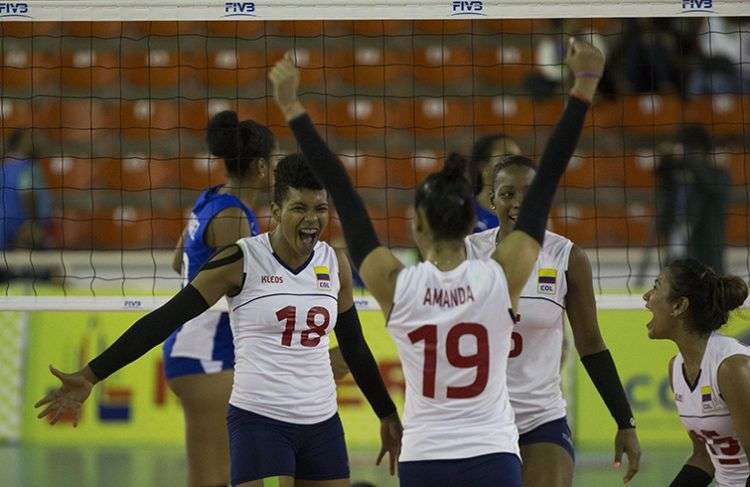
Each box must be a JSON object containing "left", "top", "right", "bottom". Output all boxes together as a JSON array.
[
  {"left": 315, "top": 265, "right": 331, "bottom": 289},
  {"left": 537, "top": 268, "right": 557, "bottom": 294},
  {"left": 701, "top": 385, "right": 712, "bottom": 403}
]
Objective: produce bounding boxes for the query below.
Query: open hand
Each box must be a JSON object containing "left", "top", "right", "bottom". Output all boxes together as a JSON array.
[
  {"left": 376, "top": 412, "right": 403, "bottom": 476},
  {"left": 34, "top": 365, "right": 94, "bottom": 427},
  {"left": 613, "top": 428, "right": 642, "bottom": 484}
]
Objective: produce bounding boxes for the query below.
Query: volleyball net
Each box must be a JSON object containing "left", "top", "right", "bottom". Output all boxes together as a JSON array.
[{"left": 1, "top": 0, "right": 749, "bottom": 444}]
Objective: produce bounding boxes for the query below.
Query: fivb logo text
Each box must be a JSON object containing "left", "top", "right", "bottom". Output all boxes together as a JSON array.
[
  {"left": 0, "top": 2, "right": 29, "bottom": 17},
  {"left": 681, "top": 0, "right": 713, "bottom": 13},
  {"left": 451, "top": 1, "right": 485, "bottom": 16},
  {"left": 224, "top": 2, "right": 255, "bottom": 16}
]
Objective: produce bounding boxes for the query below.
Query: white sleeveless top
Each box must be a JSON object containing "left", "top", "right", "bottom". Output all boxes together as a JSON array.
[
  {"left": 465, "top": 228, "right": 573, "bottom": 433},
  {"left": 388, "top": 259, "right": 519, "bottom": 461},
  {"left": 226, "top": 233, "right": 340, "bottom": 424},
  {"left": 672, "top": 332, "right": 750, "bottom": 486}
]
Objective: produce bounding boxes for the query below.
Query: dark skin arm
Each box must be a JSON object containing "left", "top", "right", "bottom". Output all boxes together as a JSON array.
[{"left": 566, "top": 244, "right": 641, "bottom": 483}]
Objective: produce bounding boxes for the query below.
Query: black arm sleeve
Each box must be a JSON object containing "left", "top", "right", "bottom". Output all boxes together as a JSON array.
[
  {"left": 669, "top": 464, "right": 713, "bottom": 487},
  {"left": 289, "top": 113, "right": 380, "bottom": 270},
  {"left": 581, "top": 349, "right": 635, "bottom": 430},
  {"left": 334, "top": 305, "right": 397, "bottom": 419},
  {"left": 88, "top": 284, "right": 210, "bottom": 381},
  {"left": 514, "top": 96, "right": 589, "bottom": 245}
]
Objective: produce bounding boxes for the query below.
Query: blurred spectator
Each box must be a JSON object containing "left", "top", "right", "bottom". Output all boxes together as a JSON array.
[
  {"left": 610, "top": 19, "right": 693, "bottom": 95},
  {"left": 524, "top": 19, "right": 614, "bottom": 98},
  {"left": 468, "top": 133, "right": 522, "bottom": 233},
  {"left": 655, "top": 124, "right": 729, "bottom": 273},
  {"left": 0, "top": 129, "right": 52, "bottom": 251},
  {"left": 688, "top": 17, "right": 750, "bottom": 94}
]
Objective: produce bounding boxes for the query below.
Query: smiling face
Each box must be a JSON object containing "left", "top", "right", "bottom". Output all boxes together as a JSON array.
[
  {"left": 642, "top": 270, "right": 688, "bottom": 340},
  {"left": 272, "top": 186, "right": 329, "bottom": 260},
  {"left": 491, "top": 164, "right": 535, "bottom": 228}
]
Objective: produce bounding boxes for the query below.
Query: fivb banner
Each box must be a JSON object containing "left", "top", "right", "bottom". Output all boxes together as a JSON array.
[{"left": 22, "top": 310, "right": 403, "bottom": 448}]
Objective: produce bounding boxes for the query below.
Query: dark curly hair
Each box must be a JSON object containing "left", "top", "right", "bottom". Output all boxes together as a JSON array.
[
  {"left": 273, "top": 154, "right": 325, "bottom": 204},
  {"left": 416, "top": 152, "right": 475, "bottom": 241},
  {"left": 207, "top": 110, "right": 275, "bottom": 179},
  {"left": 666, "top": 259, "right": 748, "bottom": 335}
]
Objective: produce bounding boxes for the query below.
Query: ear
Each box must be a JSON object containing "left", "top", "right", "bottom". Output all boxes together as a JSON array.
[
  {"left": 672, "top": 296, "right": 689, "bottom": 317},
  {"left": 270, "top": 201, "right": 281, "bottom": 224}
]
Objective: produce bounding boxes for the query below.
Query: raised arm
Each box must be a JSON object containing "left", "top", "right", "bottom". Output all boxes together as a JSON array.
[
  {"left": 269, "top": 53, "right": 403, "bottom": 314},
  {"left": 35, "top": 245, "right": 245, "bottom": 425},
  {"left": 492, "top": 38, "right": 604, "bottom": 309}
]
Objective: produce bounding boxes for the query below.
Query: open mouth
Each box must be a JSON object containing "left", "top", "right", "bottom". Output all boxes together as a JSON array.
[{"left": 299, "top": 228, "right": 319, "bottom": 248}]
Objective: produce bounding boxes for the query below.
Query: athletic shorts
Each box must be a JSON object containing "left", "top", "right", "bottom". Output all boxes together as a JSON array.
[
  {"left": 518, "top": 416, "right": 575, "bottom": 461},
  {"left": 227, "top": 405, "right": 349, "bottom": 485},
  {"left": 398, "top": 452, "right": 521, "bottom": 487},
  {"left": 163, "top": 311, "right": 234, "bottom": 380}
]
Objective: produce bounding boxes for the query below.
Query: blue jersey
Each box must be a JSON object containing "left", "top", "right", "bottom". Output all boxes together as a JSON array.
[
  {"left": 183, "top": 185, "right": 259, "bottom": 281},
  {"left": 0, "top": 157, "right": 51, "bottom": 250},
  {"left": 473, "top": 200, "right": 499, "bottom": 234},
  {"left": 164, "top": 185, "right": 258, "bottom": 380}
]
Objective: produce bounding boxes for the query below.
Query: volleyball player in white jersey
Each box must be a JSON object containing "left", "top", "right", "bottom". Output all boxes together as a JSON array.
[
  {"left": 270, "top": 37, "right": 603, "bottom": 486},
  {"left": 35, "top": 155, "right": 402, "bottom": 487},
  {"left": 643, "top": 258, "right": 750, "bottom": 487},
  {"left": 464, "top": 154, "right": 641, "bottom": 486}
]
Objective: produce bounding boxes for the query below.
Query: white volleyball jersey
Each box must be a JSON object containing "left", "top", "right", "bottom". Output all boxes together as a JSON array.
[
  {"left": 226, "top": 233, "right": 340, "bottom": 424},
  {"left": 672, "top": 333, "right": 750, "bottom": 486},
  {"left": 388, "top": 259, "right": 519, "bottom": 462},
  {"left": 465, "top": 228, "right": 573, "bottom": 434}
]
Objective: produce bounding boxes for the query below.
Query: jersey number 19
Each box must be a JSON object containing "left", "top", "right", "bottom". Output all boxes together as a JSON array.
[{"left": 408, "top": 323, "right": 489, "bottom": 399}]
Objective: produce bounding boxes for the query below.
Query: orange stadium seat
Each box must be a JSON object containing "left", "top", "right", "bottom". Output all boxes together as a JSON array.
[
  {"left": 206, "top": 21, "right": 265, "bottom": 39},
  {"left": 560, "top": 154, "right": 594, "bottom": 189},
  {"left": 42, "top": 157, "right": 94, "bottom": 190},
  {"left": 415, "top": 97, "right": 473, "bottom": 129},
  {"left": 386, "top": 218, "right": 413, "bottom": 247},
  {"left": 56, "top": 208, "right": 96, "bottom": 249},
  {"left": 63, "top": 21, "right": 123, "bottom": 39},
  {"left": 415, "top": 45, "right": 473, "bottom": 87},
  {"left": 473, "top": 96, "right": 534, "bottom": 129},
  {"left": 178, "top": 156, "right": 215, "bottom": 190},
  {"left": 0, "top": 99, "right": 32, "bottom": 128},
  {"left": 386, "top": 155, "right": 419, "bottom": 189},
  {"left": 61, "top": 49, "right": 120, "bottom": 91},
  {"left": 179, "top": 99, "right": 209, "bottom": 131},
  {"left": 593, "top": 155, "right": 626, "bottom": 188},
  {"left": 147, "top": 21, "right": 180, "bottom": 37},
  {"left": 624, "top": 153, "right": 656, "bottom": 188},
  {"left": 473, "top": 45, "right": 534, "bottom": 87},
  {"left": 687, "top": 95, "right": 750, "bottom": 135},
  {"left": 353, "top": 20, "right": 413, "bottom": 36},
  {"left": 208, "top": 47, "right": 268, "bottom": 90},
  {"left": 119, "top": 155, "right": 179, "bottom": 191},
  {"left": 621, "top": 94, "right": 684, "bottom": 133},
  {"left": 480, "top": 19, "right": 537, "bottom": 35},
  {"left": 351, "top": 153, "right": 387, "bottom": 189},
  {"left": 414, "top": 20, "right": 474, "bottom": 35},
  {"left": 0, "top": 22, "right": 33, "bottom": 38}
]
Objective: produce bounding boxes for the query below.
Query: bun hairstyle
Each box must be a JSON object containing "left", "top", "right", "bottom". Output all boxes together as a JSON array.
[
  {"left": 415, "top": 152, "right": 475, "bottom": 241},
  {"left": 666, "top": 259, "right": 748, "bottom": 334},
  {"left": 207, "top": 110, "right": 275, "bottom": 179}
]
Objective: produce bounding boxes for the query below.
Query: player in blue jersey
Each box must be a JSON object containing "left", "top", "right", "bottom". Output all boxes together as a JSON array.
[{"left": 163, "top": 110, "right": 274, "bottom": 486}]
